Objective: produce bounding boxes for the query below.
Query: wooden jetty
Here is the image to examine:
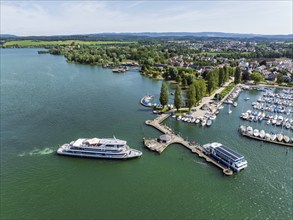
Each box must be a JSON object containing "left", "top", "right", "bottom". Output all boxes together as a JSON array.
[{"left": 144, "top": 113, "right": 233, "bottom": 176}]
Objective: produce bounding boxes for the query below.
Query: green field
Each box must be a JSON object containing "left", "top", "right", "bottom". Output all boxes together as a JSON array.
[
  {"left": 200, "top": 51, "right": 250, "bottom": 55},
  {"left": 275, "top": 41, "right": 293, "bottom": 44},
  {"left": 2, "top": 40, "right": 136, "bottom": 47}
]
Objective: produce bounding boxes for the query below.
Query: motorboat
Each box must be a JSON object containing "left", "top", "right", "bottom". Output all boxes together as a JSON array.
[
  {"left": 259, "top": 130, "right": 265, "bottom": 138},
  {"left": 277, "top": 133, "right": 283, "bottom": 142},
  {"left": 247, "top": 126, "right": 253, "bottom": 135},
  {"left": 283, "top": 135, "right": 290, "bottom": 143},
  {"left": 201, "top": 119, "right": 207, "bottom": 127},
  {"left": 253, "top": 129, "right": 259, "bottom": 137},
  {"left": 271, "top": 133, "right": 277, "bottom": 141},
  {"left": 206, "top": 119, "right": 212, "bottom": 127}
]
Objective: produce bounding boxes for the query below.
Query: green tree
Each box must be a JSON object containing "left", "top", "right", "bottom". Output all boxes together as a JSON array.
[
  {"left": 169, "top": 67, "right": 178, "bottom": 80},
  {"left": 141, "top": 64, "right": 148, "bottom": 72},
  {"left": 234, "top": 67, "right": 242, "bottom": 84},
  {"left": 176, "top": 75, "right": 182, "bottom": 84},
  {"left": 194, "top": 80, "right": 200, "bottom": 105},
  {"left": 250, "top": 72, "right": 264, "bottom": 84},
  {"left": 174, "top": 85, "right": 182, "bottom": 111},
  {"left": 229, "top": 67, "right": 234, "bottom": 77},
  {"left": 218, "top": 68, "right": 224, "bottom": 86},
  {"left": 186, "top": 84, "right": 196, "bottom": 110},
  {"left": 213, "top": 68, "right": 219, "bottom": 87},
  {"left": 193, "top": 78, "right": 207, "bottom": 104},
  {"left": 277, "top": 74, "right": 284, "bottom": 84},
  {"left": 223, "top": 65, "right": 229, "bottom": 82},
  {"left": 186, "top": 73, "right": 195, "bottom": 85},
  {"left": 199, "top": 78, "right": 207, "bottom": 98},
  {"left": 159, "top": 81, "right": 169, "bottom": 107},
  {"left": 182, "top": 78, "right": 188, "bottom": 88},
  {"left": 207, "top": 75, "right": 214, "bottom": 95},
  {"left": 206, "top": 70, "right": 217, "bottom": 95},
  {"left": 152, "top": 71, "right": 160, "bottom": 78}
]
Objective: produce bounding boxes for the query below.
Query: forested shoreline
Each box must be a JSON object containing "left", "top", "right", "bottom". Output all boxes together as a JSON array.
[{"left": 1, "top": 38, "right": 292, "bottom": 90}]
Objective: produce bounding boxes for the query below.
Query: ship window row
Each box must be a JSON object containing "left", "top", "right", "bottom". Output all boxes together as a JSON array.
[
  {"left": 69, "top": 150, "right": 98, "bottom": 155},
  {"left": 68, "top": 150, "right": 126, "bottom": 155},
  {"left": 104, "top": 144, "right": 124, "bottom": 147},
  {"left": 214, "top": 151, "right": 234, "bottom": 165},
  {"left": 70, "top": 149, "right": 124, "bottom": 154},
  {"left": 77, "top": 143, "right": 125, "bottom": 148},
  {"left": 72, "top": 146, "right": 122, "bottom": 150}
]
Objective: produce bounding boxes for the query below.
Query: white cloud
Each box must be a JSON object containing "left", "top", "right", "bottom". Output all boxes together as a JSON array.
[{"left": 1, "top": 1, "right": 292, "bottom": 35}]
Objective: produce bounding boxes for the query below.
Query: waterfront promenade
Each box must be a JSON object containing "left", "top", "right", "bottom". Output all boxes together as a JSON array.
[
  {"left": 140, "top": 79, "right": 236, "bottom": 118},
  {"left": 191, "top": 79, "right": 234, "bottom": 118},
  {"left": 144, "top": 113, "right": 233, "bottom": 175}
]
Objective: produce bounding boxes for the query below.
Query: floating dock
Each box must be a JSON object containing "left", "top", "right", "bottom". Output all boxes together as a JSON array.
[
  {"left": 144, "top": 113, "right": 233, "bottom": 176},
  {"left": 240, "top": 130, "right": 293, "bottom": 147}
]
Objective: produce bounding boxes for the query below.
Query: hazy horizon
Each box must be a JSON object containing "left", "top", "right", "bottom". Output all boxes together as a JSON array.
[
  {"left": 1, "top": 1, "right": 292, "bottom": 36},
  {"left": 1, "top": 31, "right": 293, "bottom": 38}
]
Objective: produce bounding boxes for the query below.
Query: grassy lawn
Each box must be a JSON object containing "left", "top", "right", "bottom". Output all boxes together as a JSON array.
[
  {"left": 154, "top": 106, "right": 170, "bottom": 112},
  {"left": 175, "top": 108, "right": 190, "bottom": 116},
  {"left": 219, "top": 82, "right": 235, "bottom": 100},
  {"left": 3, "top": 40, "right": 136, "bottom": 47},
  {"left": 275, "top": 57, "right": 292, "bottom": 61},
  {"left": 199, "top": 52, "right": 222, "bottom": 55}
]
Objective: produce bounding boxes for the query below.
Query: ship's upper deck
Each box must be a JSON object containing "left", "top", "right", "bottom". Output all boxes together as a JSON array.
[
  {"left": 208, "top": 142, "right": 245, "bottom": 162},
  {"left": 73, "top": 138, "right": 127, "bottom": 147}
]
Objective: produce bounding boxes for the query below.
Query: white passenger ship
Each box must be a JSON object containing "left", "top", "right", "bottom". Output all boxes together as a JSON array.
[
  {"left": 203, "top": 142, "right": 247, "bottom": 172},
  {"left": 57, "top": 137, "right": 142, "bottom": 159}
]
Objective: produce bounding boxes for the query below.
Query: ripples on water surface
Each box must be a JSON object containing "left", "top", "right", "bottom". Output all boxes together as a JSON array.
[{"left": 1, "top": 49, "right": 292, "bottom": 219}]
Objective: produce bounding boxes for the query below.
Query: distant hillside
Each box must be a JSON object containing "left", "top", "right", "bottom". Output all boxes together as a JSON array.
[
  {"left": 0, "top": 34, "right": 17, "bottom": 39},
  {"left": 1, "top": 32, "right": 292, "bottom": 41},
  {"left": 88, "top": 32, "right": 293, "bottom": 39}
]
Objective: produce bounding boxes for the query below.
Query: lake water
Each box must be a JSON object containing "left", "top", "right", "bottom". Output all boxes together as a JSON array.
[{"left": 1, "top": 49, "right": 292, "bottom": 219}]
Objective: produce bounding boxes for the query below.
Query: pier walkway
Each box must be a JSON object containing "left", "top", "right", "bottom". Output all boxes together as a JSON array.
[{"left": 144, "top": 113, "right": 233, "bottom": 175}]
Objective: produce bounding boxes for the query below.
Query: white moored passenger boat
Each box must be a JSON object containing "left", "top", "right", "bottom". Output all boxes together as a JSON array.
[
  {"left": 57, "top": 137, "right": 142, "bottom": 159},
  {"left": 202, "top": 142, "right": 247, "bottom": 172}
]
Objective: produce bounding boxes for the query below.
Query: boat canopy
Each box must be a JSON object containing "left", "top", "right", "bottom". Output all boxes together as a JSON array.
[
  {"left": 99, "top": 138, "right": 127, "bottom": 145},
  {"left": 85, "top": 138, "right": 100, "bottom": 145}
]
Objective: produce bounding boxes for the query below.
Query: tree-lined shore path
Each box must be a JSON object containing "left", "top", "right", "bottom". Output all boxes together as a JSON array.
[{"left": 190, "top": 79, "right": 234, "bottom": 118}]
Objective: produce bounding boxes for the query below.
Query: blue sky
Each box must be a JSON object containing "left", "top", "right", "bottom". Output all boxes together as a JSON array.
[{"left": 1, "top": 0, "right": 292, "bottom": 36}]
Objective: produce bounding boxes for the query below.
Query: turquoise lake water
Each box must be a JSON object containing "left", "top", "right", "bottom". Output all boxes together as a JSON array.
[{"left": 1, "top": 48, "right": 292, "bottom": 219}]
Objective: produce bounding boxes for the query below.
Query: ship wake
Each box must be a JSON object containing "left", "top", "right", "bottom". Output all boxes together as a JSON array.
[{"left": 18, "top": 147, "right": 54, "bottom": 157}]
